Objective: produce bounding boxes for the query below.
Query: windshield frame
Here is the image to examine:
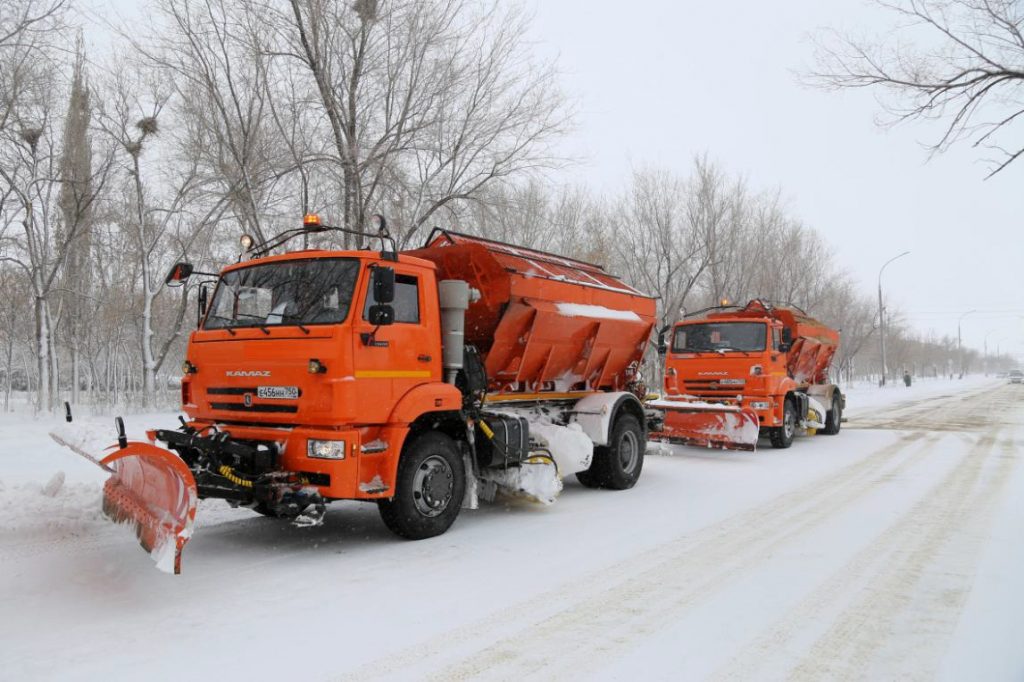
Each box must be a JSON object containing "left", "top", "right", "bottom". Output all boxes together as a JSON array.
[
  {"left": 202, "top": 256, "right": 361, "bottom": 331},
  {"left": 671, "top": 321, "right": 768, "bottom": 354}
]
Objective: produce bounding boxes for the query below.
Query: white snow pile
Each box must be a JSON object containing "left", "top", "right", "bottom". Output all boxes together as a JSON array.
[
  {"left": 0, "top": 477, "right": 107, "bottom": 538},
  {"left": 479, "top": 460, "right": 562, "bottom": 505},
  {"left": 556, "top": 302, "right": 641, "bottom": 322},
  {"left": 647, "top": 398, "right": 744, "bottom": 412},
  {"left": 476, "top": 407, "right": 596, "bottom": 504},
  {"left": 527, "top": 420, "right": 593, "bottom": 476}
]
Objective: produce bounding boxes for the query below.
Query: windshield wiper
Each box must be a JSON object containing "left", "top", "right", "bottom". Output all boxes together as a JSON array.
[
  {"left": 714, "top": 347, "right": 753, "bottom": 357},
  {"left": 229, "top": 312, "right": 272, "bottom": 334},
  {"left": 204, "top": 314, "right": 237, "bottom": 335}
]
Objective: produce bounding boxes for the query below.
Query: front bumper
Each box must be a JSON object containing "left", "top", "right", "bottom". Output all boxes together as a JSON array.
[{"left": 159, "top": 422, "right": 398, "bottom": 500}]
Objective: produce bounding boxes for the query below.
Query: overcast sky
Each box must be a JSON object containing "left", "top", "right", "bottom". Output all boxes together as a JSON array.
[
  {"left": 526, "top": 0, "right": 1024, "bottom": 360},
  {"left": 89, "top": 0, "right": 1023, "bottom": 359}
]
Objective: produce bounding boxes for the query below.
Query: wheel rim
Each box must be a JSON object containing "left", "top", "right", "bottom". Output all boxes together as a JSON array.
[
  {"left": 619, "top": 429, "right": 639, "bottom": 474},
  {"left": 411, "top": 455, "right": 454, "bottom": 518},
  {"left": 784, "top": 407, "right": 795, "bottom": 439}
]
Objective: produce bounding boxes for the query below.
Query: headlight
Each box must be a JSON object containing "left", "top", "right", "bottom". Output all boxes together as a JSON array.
[
  {"left": 750, "top": 401, "right": 770, "bottom": 410},
  {"left": 308, "top": 439, "right": 346, "bottom": 460}
]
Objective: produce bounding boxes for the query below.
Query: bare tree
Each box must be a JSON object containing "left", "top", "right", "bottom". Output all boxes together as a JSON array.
[
  {"left": 811, "top": 0, "right": 1024, "bottom": 177},
  {"left": 280, "top": 0, "right": 570, "bottom": 245}
]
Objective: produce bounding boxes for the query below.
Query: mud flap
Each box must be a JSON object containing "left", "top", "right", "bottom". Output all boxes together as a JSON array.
[
  {"left": 651, "top": 404, "right": 760, "bottom": 451},
  {"left": 50, "top": 433, "right": 197, "bottom": 574}
]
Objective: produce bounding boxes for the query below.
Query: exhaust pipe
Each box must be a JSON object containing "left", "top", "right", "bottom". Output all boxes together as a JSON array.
[{"left": 438, "top": 280, "right": 480, "bottom": 384}]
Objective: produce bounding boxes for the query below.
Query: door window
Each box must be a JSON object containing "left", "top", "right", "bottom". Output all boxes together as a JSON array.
[{"left": 364, "top": 273, "right": 420, "bottom": 324}]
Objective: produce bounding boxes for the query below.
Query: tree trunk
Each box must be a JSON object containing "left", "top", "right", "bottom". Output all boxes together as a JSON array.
[{"left": 34, "top": 295, "right": 50, "bottom": 412}]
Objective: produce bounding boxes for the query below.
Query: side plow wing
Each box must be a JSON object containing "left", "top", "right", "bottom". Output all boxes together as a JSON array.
[
  {"left": 50, "top": 432, "right": 197, "bottom": 574},
  {"left": 648, "top": 400, "right": 760, "bottom": 451}
]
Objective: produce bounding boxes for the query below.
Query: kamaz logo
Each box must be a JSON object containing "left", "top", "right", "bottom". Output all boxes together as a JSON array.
[
  {"left": 697, "top": 372, "right": 728, "bottom": 376},
  {"left": 225, "top": 370, "right": 271, "bottom": 377}
]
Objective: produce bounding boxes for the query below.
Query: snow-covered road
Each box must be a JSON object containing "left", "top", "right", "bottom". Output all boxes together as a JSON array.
[{"left": 1, "top": 378, "right": 1022, "bottom": 680}]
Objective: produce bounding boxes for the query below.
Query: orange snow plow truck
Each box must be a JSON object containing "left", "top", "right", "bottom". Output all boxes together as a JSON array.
[
  {"left": 648, "top": 299, "right": 844, "bottom": 451},
  {"left": 53, "top": 217, "right": 661, "bottom": 573}
]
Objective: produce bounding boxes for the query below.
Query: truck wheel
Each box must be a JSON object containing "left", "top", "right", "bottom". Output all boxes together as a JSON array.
[
  {"left": 378, "top": 432, "right": 465, "bottom": 540},
  {"left": 769, "top": 399, "right": 796, "bottom": 449},
  {"left": 820, "top": 393, "right": 842, "bottom": 435},
  {"left": 576, "top": 413, "right": 644, "bottom": 490}
]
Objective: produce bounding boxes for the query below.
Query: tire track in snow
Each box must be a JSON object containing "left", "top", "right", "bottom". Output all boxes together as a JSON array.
[
  {"left": 338, "top": 431, "right": 934, "bottom": 680},
  {"left": 783, "top": 431, "right": 1018, "bottom": 681},
  {"left": 846, "top": 381, "right": 998, "bottom": 432},
  {"left": 711, "top": 430, "right": 1018, "bottom": 681}
]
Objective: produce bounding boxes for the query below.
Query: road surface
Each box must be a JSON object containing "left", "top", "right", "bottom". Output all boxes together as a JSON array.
[{"left": 1, "top": 378, "right": 1021, "bottom": 680}]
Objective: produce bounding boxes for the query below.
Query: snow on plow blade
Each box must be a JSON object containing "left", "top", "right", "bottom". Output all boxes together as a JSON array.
[
  {"left": 649, "top": 400, "right": 760, "bottom": 451},
  {"left": 50, "top": 432, "right": 197, "bottom": 574}
]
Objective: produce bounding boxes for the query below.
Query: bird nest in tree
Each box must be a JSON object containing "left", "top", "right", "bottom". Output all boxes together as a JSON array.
[{"left": 136, "top": 116, "right": 159, "bottom": 136}]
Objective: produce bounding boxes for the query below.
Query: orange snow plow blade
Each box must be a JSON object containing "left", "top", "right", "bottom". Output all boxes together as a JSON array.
[
  {"left": 50, "top": 433, "right": 197, "bottom": 574},
  {"left": 649, "top": 399, "right": 760, "bottom": 451}
]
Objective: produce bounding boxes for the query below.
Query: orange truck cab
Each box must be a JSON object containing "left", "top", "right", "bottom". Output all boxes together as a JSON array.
[
  {"left": 148, "top": 219, "right": 656, "bottom": 555},
  {"left": 656, "top": 299, "right": 844, "bottom": 449}
]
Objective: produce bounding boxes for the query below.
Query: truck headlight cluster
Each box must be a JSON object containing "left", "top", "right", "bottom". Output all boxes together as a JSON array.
[
  {"left": 750, "top": 401, "right": 770, "bottom": 410},
  {"left": 308, "top": 439, "right": 346, "bottom": 460}
]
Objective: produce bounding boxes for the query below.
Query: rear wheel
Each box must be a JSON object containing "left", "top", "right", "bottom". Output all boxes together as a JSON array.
[
  {"left": 770, "top": 398, "right": 797, "bottom": 449},
  {"left": 378, "top": 432, "right": 465, "bottom": 540},
  {"left": 576, "top": 413, "right": 644, "bottom": 490},
  {"left": 821, "top": 393, "right": 842, "bottom": 435}
]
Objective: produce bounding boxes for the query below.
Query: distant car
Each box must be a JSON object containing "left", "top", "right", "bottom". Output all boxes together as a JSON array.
[{"left": 1010, "top": 370, "right": 1023, "bottom": 384}]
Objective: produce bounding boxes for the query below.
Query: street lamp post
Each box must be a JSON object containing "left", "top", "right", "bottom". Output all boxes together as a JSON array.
[
  {"left": 983, "top": 330, "right": 996, "bottom": 376},
  {"left": 957, "top": 309, "right": 977, "bottom": 379},
  {"left": 878, "top": 251, "right": 910, "bottom": 386}
]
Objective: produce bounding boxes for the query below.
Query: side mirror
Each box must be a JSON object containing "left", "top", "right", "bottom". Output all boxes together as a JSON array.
[
  {"left": 368, "top": 304, "right": 394, "bottom": 326},
  {"left": 778, "top": 342, "right": 791, "bottom": 353},
  {"left": 780, "top": 327, "right": 793, "bottom": 344},
  {"left": 165, "top": 262, "right": 194, "bottom": 286},
  {"left": 197, "top": 284, "right": 209, "bottom": 325},
  {"left": 656, "top": 326, "right": 669, "bottom": 355},
  {"left": 372, "top": 266, "right": 395, "bottom": 304}
]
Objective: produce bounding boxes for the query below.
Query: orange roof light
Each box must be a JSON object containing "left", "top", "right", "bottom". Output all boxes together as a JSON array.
[{"left": 303, "top": 213, "right": 321, "bottom": 227}]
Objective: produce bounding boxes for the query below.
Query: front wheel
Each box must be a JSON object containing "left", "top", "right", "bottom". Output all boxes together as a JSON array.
[
  {"left": 378, "top": 432, "right": 465, "bottom": 540},
  {"left": 769, "top": 398, "right": 797, "bottom": 449},
  {"left": 820, "top": 393, "right": 842, "bottom": 435},
  {"left": 576, "top": 413, "right": 644, "bottom": 490}
]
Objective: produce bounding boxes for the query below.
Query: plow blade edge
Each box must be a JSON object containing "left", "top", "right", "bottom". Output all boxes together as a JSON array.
[
  {"left": 50, "top": 433, "right": 197, "bottom": 573},
  {"left": 650, "top": 403, "right": 760, "bottom": 451},
  {"left": 101, "top": 443, "right": 198, "bottom": 574}
]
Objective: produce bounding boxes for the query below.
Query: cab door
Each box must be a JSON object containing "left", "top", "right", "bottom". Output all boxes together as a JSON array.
[{"left": 351, "top": 264, "right": 440, "bottom": 423}]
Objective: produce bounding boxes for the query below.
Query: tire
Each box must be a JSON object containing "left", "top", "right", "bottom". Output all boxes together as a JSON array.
[
  {"left": 575, "top": 413, "right": 644, "bottom": 490},
  {"left": 820, "top": 393, "right": 842, "bottom": 435},
  {"left": 378, "top": 432, "right": 465, "bottom": 540},
  {"left": 769, "top": 398, "right": 797, "bottom": 449}
]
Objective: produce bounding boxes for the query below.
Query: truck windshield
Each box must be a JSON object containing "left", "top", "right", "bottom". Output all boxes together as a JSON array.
[
  {"left": 204, "top": 258, "right": 360, "bottom": 329},
  {"left": 673, "top": 322, "right": 767, "bottom": 353}
]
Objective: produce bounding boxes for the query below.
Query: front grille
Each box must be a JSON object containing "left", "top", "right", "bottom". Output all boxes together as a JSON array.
[
  {"left": 684, "top": 379, "right": 746, "bottom": 396},
  {"left": 208, "top": 386, "right": 253, "bottom": 395},
  {"left": 209, "top": 402, "right": 299, "bottom": 414}
]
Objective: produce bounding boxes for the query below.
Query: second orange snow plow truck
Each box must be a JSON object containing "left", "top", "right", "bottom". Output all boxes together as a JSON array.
[
  {"left": 650, "top": 299, "right": 844, "bottom": 450},
  {"left": 55, "top": 217, "right": 659, "bottom": 572}
]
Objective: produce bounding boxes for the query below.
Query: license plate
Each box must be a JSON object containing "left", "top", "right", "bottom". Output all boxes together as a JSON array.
[{"left": 257, "top": 386, "right": 299, "bottom": 400}]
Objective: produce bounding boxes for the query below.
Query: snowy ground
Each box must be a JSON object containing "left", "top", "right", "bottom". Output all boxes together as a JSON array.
[{"left": 1, "top": 376, "right": 1022, "bottom": 680}]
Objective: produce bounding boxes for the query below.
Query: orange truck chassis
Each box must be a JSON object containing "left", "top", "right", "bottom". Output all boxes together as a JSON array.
[{"left": 53, "top": 219, "right": 659, "bottom": 572}]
